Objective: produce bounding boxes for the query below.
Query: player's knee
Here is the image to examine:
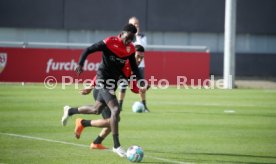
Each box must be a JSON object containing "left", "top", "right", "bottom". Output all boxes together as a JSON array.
[
  {"left": 111, "top": 106, "right": 120, "bottom": 116},
  {"left": 91, "top": 107, "right": 101, "bottom": 115},
  {"left": 106, "top": 118, "right": 111, "bottom": 124}
]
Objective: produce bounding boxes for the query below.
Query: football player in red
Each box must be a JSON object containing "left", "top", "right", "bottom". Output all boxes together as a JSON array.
[{"left": 61, "top": 24, "right": 146, "bottom": 157}]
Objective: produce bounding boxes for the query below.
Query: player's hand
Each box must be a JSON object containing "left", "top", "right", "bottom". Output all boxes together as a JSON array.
[
  {"left": 146, "top": 84, "right": 150, "bottom": 90},
  {"left": 80, "top": 87, "right": 93, "bottom": 95},
  {"left": 75, "top": 65, "right": 83, "bottom": 76}
]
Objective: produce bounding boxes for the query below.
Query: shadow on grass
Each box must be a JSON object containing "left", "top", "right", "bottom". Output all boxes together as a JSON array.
[{"left": 146, "top": 150, "right": 276, "bottom": 164}]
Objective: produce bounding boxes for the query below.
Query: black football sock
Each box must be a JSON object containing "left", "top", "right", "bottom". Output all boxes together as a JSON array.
[
  {"left": 119, "top": 100, "right": 123, "bottom": 110},
  {"left": 142, "top": 100, "right": 148, "bottom": 109},
  {"left": 113, "top": 134, "right": 121, "bottom": 148},
  {"left": 81, "top": 120, "right": 91, "bottom": 127},
  {"left": 93, "top": 136, "right": 104, "bottom": 144},
  {"left": 68, "top": 107, "right": 80, "bottom": 116}
]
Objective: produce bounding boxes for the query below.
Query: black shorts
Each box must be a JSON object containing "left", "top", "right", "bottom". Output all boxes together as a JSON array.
[
  {"left": 101, "top": 106, "right": 111, "bottom": 119},
  {"left": 92, "top": 88, "right": 113, "bottom": 119},
  {"left": 96, "top": 88, "right": 116, "bottom": 104},
  {"left": 138, "top": 67, "right": 145, "bottom": 79}
]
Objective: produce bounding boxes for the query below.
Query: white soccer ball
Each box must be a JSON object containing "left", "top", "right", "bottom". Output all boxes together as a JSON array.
[
  {"left": 126, "top": 145, "right": 144, "bottom": 162},
  {"left": 132, "top": 101, "right": 145, "bottom": 113}
]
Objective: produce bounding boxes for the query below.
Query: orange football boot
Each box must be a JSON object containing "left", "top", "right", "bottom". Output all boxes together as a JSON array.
[
  {"left": 74, "top": 118, "right": 84, "bottom": 139},
  {"left": 90, "top": 143, "right": 108, "bottom": 150}
]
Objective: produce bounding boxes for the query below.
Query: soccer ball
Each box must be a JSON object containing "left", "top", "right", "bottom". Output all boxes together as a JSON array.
[
  {"left": 126, "top": 145, "right": 144, "bottom": 162},
  {"left": 132, "top": 101, "right": 145, "bottom": 113}
]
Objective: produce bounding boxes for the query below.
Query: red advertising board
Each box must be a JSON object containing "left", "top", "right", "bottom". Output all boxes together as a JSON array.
[
  {"left": 0, "top": 48, "right": 101, "bottom": 83},
  {"left": 145, "top": 51, "right": 210, "bottom": 85},
  {"left": 0, "top": 47, "right": 210, "bottom": 85}
]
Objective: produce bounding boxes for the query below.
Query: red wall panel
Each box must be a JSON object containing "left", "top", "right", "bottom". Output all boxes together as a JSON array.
[
  {"left": 145, "top": 51, "right": 210, "bottom": 85},
  {"left": 0, "top": 47, "right": 210, "bottom": 85}
]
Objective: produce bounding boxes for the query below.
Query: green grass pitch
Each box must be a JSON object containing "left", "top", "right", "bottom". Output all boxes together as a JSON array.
[{"left": 0, "top": 83, "right": 276, "bottom": 163}]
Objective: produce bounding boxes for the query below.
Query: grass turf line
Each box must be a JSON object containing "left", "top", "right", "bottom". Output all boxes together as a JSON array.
[{"left": 0, "top": 83, "right": 276, "bottom": 163}]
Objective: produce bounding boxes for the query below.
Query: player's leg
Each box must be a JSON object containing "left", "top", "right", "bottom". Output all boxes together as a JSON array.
[
  {"left": 73, "top": 102, "right": 107, "bottom": 139},
  {"left": 91, "top": 106, "right": 112, "bottom": 149},
  {"left": 106, "top": 99, "right": 126, "bottom": 157},
  {"left": 61, "top": 89, "right": 104, "bottom": 126},
  {"left": 106, "top": 99, "right": 120, "bottom": 146},
  {"left": 77, "top": 88, "right": 106, "bottom": 114},
  {"left": 100, "top": 88, "right": 126, "bottom": 157},
  {"left": 74, "top": 117, "right": 110, "bottom": 139},
  {"left": 139, "top": 91, "right": 149, "bottom": 112},
  {"left": 118, "top": 81, "right": 128, "bottom": 110},
  {"left": 118, "top": 89, "right": 126, "bottom": 110},
  {"left": 99, "top": 127, "right": 111, "bottom": 139},
  {"left": 90, "top": 127, "right": 111, "bottom": 149},
  {"left": 61, "top": 101, "right": 104, "bottom": 126},
  {"left": 74, "top": 91, "right": 109, "bottom": 139},
  {"left": 138, "top": 67, "right": 150, "bottom": 112}
]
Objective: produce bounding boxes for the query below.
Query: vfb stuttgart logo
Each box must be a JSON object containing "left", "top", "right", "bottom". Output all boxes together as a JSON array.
[{"left": 0, "top": 53, "right": 7, "bottom": 74}]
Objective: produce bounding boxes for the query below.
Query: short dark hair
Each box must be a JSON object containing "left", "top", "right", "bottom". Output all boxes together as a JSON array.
[
  {"left": 135, "top": 45, "right": 145, "bottom": 52},
  {"left": 123, "top": 23, "right": 137, "bottom": 34}
]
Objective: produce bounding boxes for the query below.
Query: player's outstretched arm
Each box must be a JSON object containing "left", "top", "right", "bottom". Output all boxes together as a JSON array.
[
  {"left": 75, "top": 65, "right": 83, "bottom": 75},
  {"left": 76, "top": 41, "right": 106, "bottom": 75},
  {"left": 128, "top": 54, "right": 143, "bottom": 80}
]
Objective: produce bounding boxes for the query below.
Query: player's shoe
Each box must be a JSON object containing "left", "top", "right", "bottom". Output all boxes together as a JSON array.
[
  {"left": 74, "top": 118, "right": 84, "bottom": 139},
  {"left": 90, "top": 143, "right": 107, "bottom": 150},
  {"left": 61, "top": 105, "right": 71, "bottom": 126},
  {"left": 144, "top": 107, "right": 150, "bottom": 113},
  {"left": 112, "top": 146, "right": 126, "bottom": 157}
]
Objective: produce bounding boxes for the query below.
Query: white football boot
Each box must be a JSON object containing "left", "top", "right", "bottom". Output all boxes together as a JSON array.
[
  {"left": 112, "top": 146, "right": 126, "bottom": 157},
  {"left": 61, "top": 106, "right": 71, "bottom": 126}
]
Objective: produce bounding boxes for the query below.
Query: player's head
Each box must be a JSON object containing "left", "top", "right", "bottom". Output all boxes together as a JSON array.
[
  {"left": 121, "top": 24, "right": 137, "bottom": 45},
  {"left": 135, "top": 45, "right": 144, "bottom": 65},
  {"left": 129, "top": 16, "right": 140, "bottom": 33}
]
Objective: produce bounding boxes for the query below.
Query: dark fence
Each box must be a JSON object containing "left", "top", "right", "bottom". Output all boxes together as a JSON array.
[{"left": 0, "top": 0, "right": 276, "bottom": 34}]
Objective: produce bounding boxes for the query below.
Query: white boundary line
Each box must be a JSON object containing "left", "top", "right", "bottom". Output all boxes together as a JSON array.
[
  {"left": 0, "top": 132, "right": 88, "bottom": 148},
  {"left": 0, "top": 132, "right": 192, "bottom": 164}
]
